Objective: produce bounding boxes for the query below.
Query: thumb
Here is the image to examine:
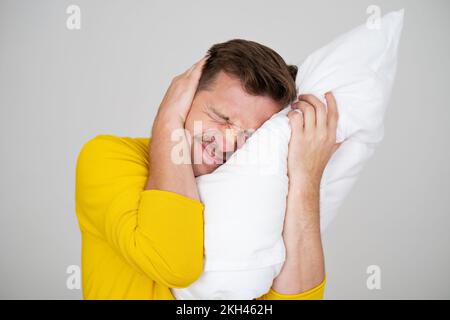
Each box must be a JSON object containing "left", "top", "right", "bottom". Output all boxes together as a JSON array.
[{"left": 332, "top": 140, "right": 345, "bottom": 153}]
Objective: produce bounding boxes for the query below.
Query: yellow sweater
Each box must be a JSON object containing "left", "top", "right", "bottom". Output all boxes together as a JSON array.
[{"left": 75, "top": 134, "right": 325, "bottom": 300}]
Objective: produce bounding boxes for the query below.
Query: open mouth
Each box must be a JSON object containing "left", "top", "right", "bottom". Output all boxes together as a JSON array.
[
  {"left": 201, "top": 140, "right": 223, "bottom": 165},
  {"left": 195, "top": 131, "right": 237, "bottom": 166}
]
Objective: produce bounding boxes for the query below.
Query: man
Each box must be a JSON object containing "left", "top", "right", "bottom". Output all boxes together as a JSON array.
[{"left": 75, "top": 39, "right": 341, "bottom": 299}]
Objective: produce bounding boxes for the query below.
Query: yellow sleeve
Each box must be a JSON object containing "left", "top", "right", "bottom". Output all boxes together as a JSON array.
[
  {"left": 75, "top": 134, "right": 204, "bottom": 288},
  {"left": 256, "top": 277, "right": 326, "bottom": 300}
]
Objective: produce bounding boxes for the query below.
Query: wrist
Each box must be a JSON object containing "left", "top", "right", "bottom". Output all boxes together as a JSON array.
[
  {"left": 285, "top": 175, "right": 321, "bottom": 232},
  {"left": 288, "top": 173, "right": 321, "bottom": 192}
]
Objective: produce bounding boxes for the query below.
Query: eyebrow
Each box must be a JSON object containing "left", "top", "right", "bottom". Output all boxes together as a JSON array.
[{"left": 208, "top": 105, "right": 231, "bottom": 123}]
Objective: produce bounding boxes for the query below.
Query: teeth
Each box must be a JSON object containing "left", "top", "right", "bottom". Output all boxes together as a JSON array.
[
  {"left": 200, "top": 133, "right": 224, "bottom": 162},
  {"left": 204, "top": 142, "right": 219, "bottom": 160}
]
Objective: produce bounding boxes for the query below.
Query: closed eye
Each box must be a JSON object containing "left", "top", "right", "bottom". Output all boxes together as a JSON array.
[{"left": 204, "top": 104, "right": 231, "bottom": 125}]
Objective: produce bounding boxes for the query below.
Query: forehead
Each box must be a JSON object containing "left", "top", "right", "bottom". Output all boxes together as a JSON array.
[{"left": 204, "top": 71, "right": 281, "bottom": 130}]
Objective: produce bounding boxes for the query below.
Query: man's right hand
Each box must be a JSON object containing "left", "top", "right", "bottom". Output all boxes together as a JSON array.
[
  {"left": 145, "top": 55, "right": 209, "bottom": 201},
  {"left": 153, "top": 55, "right": 209, "bottom": 131}
]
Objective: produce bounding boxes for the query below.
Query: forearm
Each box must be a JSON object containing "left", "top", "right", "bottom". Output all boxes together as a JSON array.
[
  {"left": 145, "top": 117, "right": 200, "bottom": 201},
  {"left": 271, "top": 179, "right": 325, "bottom": 294}
]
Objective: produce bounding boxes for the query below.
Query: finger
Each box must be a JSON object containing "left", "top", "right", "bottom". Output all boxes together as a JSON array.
[
  {"left": 186, "top": 55, "right": 209, "bottom": 78},
  {"left": 291, "top": 101, "right": 315, "bottom": 125},
  {"left": 298, "top": 93, "right": 327, "bottom": 130},
  {"left": 287, "top": 109, "right": 304, "bottom": 133},
  {"left": 183, "top": 55, "right": 206, "bottom": 77},
  {"left": 293, "top": 101, "right": 315, "bottom": 132},
  {"left": 325, "top": 91, "right": 339, "bottom": 131},
  {"left": 297, "top": 93, "right": 324, "bottom": 108},
  {"left": 302, "top": 104, "right": 316, "bottom": 133},
  {"left": 182, "top": 62, "right": 196, "bottom": 76},
  {"left": 291, "top": 100, "right": 313, "bottom": 111}
]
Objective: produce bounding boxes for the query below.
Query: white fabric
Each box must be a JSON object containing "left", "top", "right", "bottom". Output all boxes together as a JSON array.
[
  {"left": 173, "top": 108, "right": 290, "bottom": 300},
  {"left": 172, "top": 9, "right": 404, "bottom": 300},
  {"left": 298, "top": 9, "right": 404, "bottom": 230}
]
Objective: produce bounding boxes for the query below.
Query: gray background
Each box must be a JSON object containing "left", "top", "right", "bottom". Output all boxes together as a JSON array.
[{"left": 0, "top": 0, "right": 449, "bottom": 299}]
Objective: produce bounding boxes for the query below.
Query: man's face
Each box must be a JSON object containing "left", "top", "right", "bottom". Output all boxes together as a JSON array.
[{"left": 184, "top": 71, "right": 282, "bottom": 177}]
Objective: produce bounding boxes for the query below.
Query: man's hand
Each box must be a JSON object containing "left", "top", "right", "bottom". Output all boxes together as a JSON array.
[
  {"left": 271, "top": 92, "right": 342, "bottom": 295},
  {"left": 153, "top": 55, "right": 209, "bottom": 130},
  {"left": 287, "top": 92, "right": 342, "bottom": 187},
  {"left": 145, "top": 55, "right": 209, "bottom": 200}
]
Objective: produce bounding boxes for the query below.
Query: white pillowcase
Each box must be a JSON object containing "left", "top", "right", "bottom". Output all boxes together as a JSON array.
[
  {"left": 172, "top": 108, "right": 290, "bottom": 300},
  {"left": 297, "top": 9, "right": 404, "bottom": 230},
  {"left": 172, "top": 9, "right": 404, "bottom": 300}
]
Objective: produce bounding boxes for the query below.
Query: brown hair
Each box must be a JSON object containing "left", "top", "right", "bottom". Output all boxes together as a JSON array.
[{"left": 197, "top": 39, "right": 298, "bottom": 108}]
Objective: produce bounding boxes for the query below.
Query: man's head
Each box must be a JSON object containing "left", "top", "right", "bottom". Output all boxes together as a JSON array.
[{"left": 185, "top": 39, "right": 298, "bottom": 177}]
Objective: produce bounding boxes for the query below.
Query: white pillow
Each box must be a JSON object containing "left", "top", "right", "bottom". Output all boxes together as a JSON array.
[
  {"left": 296, "top": 9, "right": 404, "bottom": 230},
  {"left": 172, "top": 109, "right": 290, "bottom": 300},
  {"left": 197, "top": 108, "right": 291, "bottom": 272}
]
